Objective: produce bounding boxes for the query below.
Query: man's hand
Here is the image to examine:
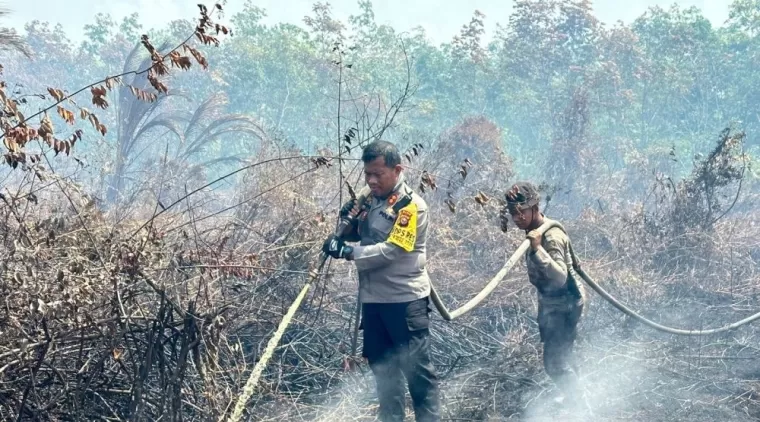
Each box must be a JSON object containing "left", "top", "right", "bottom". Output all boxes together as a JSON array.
[
  {"left": 339, "top": 198, "right": 359, "bottom": 219},
  {"left": 322, "top": 235, "right": 354, "bottom": 260},
  {"left": 527, "top": 230, "right": 542, "bottom": 251}
]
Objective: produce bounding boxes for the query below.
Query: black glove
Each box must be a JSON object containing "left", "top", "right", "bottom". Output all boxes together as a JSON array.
[
  {"left": 322, "top": 235, "right": 354, "bottom": 260},
  {"left": 339, "top": 198, "right": 357, "bottom": 218}
]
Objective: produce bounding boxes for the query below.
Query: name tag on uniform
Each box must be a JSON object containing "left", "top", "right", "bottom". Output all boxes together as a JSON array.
[{"left": 380, "top": 208, "right": 396, "bottom": 222}]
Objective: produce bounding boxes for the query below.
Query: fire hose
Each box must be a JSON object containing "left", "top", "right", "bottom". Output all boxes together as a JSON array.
[
  {"left": 429, "top": 219, "right": 760, "bottom": 335},
  {"left": 227, "top": 217, "right": 760, "bottom": 420},
  {"left": 226, "top": 219, "right": 351, "bottom": 422}
]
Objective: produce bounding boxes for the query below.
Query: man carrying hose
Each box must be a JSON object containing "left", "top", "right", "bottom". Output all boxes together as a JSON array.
[
  {"left": 500, "top": 181, "right": 586, "bottom": 406},
  {"left": 322, "top": 140, "right": 440, "bottom": 422}
]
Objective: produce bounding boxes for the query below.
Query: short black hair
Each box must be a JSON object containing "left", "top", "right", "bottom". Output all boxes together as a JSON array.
[{"left": 362, "top": 140, "right": 401, "bottom": 167}]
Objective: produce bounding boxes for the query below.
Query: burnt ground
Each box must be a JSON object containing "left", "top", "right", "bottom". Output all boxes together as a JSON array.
[{"left": 257, "top": 291, "right": 760, "bottom": 422}]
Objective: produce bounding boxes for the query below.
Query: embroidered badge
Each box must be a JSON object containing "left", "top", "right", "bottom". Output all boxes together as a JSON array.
[
  {"left": 387, "top": 193, "right": 399, "bottom": 206},
  {"left": 398, "top": 209, "right": 412, "bottom": 227}
]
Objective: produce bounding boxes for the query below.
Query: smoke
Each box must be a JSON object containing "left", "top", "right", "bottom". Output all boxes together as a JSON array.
[
  {"left": 520, "top": 335, "right": 651, "bottom": 422},
  {"left": 310, "top": 366, "right": 379, "bottom": 421}
]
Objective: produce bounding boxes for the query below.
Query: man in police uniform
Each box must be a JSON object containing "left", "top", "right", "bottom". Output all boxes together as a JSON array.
[
  {"left": 322, "top": 140, "right": 440, "bottom": 422},
  {"left": 500, "top": 181, "right": 585, "bottom": 405}
]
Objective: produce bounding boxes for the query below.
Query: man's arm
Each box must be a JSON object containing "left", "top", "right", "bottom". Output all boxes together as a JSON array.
[
  {"left": 341, "top": 220, "right": 361, "bottom": 243},
  {"left": 350, "top": 204, "right": 425, "bottom": 271},
  {"left": 337, "top": 196, "right": 364, "bottom": 243},
  {"left": 528, "top": 230, "right": 568, "bottom": 288}
]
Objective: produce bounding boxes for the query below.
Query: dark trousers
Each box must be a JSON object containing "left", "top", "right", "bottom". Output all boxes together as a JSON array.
[
  {"left": 538, "top": 299, "right": 583, "bottom": 396},
  {"left": 361, "top": 297, "right": 440, "bottom": 422}
]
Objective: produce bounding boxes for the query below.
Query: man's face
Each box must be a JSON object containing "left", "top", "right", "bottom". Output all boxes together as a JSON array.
[
  {"left": 510, "top": 206, "right": 533, "bottom": 230},
  {"left": 364, "top": 156, "right": 401, "bottom": 197}
]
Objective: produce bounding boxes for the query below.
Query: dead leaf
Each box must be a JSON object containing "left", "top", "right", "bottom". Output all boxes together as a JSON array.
[
  {"left": 47, "top": 87, "right": 65, "bottom": 102},
  {"left": 104, "top": 76, "right": 121, "bottom": 90},
  {"left": 474, "top": 191, "right": 490, "bottom": 206},
  {"left": 129, "top": 85, "right": 157, "bottom": 102},
  {"left": 38, "top": 112, "right": 54, "bottom": 139},
  {"left": 91, "top": 85, "right": 108, "bottom": 109},
  {"left": 56, "top": 106, "right": 75, "bottom": 125}
]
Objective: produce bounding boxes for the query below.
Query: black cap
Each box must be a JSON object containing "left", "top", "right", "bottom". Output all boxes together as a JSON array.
[{"left": 505, "top": 181, "right": 540, "bottom": 210}]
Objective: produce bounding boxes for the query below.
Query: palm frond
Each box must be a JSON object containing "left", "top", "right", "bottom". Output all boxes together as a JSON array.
[
  {"left": 0, "top": 8, "right": 31, "bottom": 57},
  {"left": 131, "top": 116, "right": 187, "bottom": 155},
  {"left": 183, "top": 94, "right": 228, "bottom": 141},
  {"left": 182, "top": 115, "right": 265, "bottom": 159}
]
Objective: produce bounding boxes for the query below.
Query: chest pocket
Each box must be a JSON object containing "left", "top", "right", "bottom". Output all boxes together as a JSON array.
[{"left": 369, "top": 211, "right": 395, "bottom": 242}]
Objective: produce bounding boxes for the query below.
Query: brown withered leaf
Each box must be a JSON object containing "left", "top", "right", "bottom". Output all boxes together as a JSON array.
[
  {"left": 168, "top": 51, "right": 181, "bottom": 66},
  {"left": 215, "top": 24, "right": 230, "bottom": 35},
  {"left": 311, "top": 157, "right": 331, "bottom": 168},
  {"left": 151, "top": 58, "right": 169, "bottom": 76},
  {"left": 98, "top": 124, "right": 107, "bottom": 136},
  {"left": 420, "top": 170, "right": 437, "bottom": 190},
  {"left": 167, "top": 51, "right": 192, "bottom": 70},
  {"left": 38, "top": 112, "right": 54, "bottom": 139},
  {"left": 47, "top": 87, "right": 65, "bottom": 102},
  {"left": 6, "top": 98, "right": 17, "bottom": 115},
  {"left": 91, "top": 86, "right": 108, "bottom": 109},
  {"left": 141, "top": 34, "right": 156, "bottom": 54},
  {"left": 3, "top": 137, "right": 17, "bottom": 153},
  {"left": 129, "top": 85, "right": 157, "bottom": 103},
  {"left": 80, "top": 107, "right": 90, "bottom": 119},
  {"left": 90, "top": 86, "right": 106, "bottom": 97},
  {"left": 92, "top": 96, "right": 108, "bottom": 109},
  {"left": 196, "top": 32, "right": 220, "bottom": 46},
  {"left": 88, "top": 114, "right": 100, "bottom": 131},
  {"left": 183, "top": 45, "right": 209, "bottom": 69},
  {"left": 70, "top": 129, "right": 83, "bottom": 147},
  {"left": 56, "top": 106, "right": 75, "bottom": 125},
  {"left": 104, "top": 76, "right": 121, "bottom": 90},
  {"left": 177, "top": 56, "right": 192, "bottom": 69},
  {"left": 474, "top": 191, "right": 490, "bottom": 206},
  {"left": 147, "top": 72, "right": 168, "bottom": 94}
]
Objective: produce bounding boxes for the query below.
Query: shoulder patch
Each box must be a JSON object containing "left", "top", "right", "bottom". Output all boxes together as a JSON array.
[{"left": 387, "top": 202, "right": 417, "bottom": 252}]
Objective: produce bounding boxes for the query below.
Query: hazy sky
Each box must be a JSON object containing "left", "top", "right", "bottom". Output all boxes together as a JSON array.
[{"left": 4, "top": 0, "right": 735, "bottom": 45}]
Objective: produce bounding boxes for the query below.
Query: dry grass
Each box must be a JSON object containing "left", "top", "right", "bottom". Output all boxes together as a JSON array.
[{"left": 1, "top": 128, "right": 760, "bottom": 421}]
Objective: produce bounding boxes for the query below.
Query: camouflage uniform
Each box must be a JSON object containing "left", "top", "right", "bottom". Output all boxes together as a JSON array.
[
  {"left": 504, "top": 182, "right": 585, "bottom": 398},
  {"left": 525, "top": 218, "right": 585, "bottom": 396}
]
